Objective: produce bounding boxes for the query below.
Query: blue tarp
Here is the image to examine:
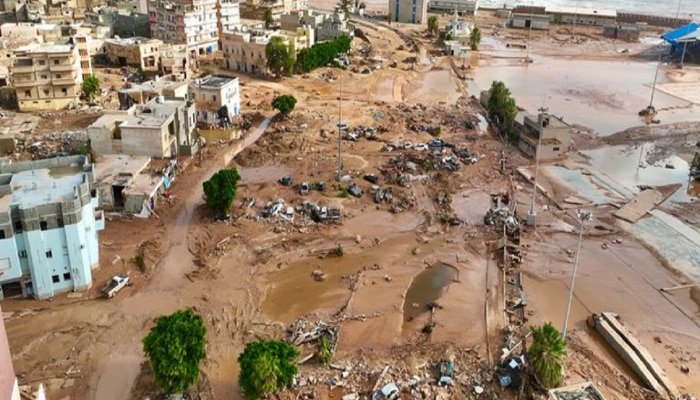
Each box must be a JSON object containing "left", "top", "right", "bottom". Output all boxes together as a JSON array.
[{"left": 662, "top": 22, "right": 700, "bottom": 51}]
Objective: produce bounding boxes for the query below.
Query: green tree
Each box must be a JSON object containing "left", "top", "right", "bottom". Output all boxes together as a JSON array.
[
  {"left": 271, "top": 95, "right": 297, "bottom": 117},
  {"left": 238, "top": 340, "right": 299, "bottom": 400},
  {"left": 387, "top": 12, "right": 393, "bottom": 24},
  {"left": 427, "top": 16, "right": 439, "bottom": 37},
  {"left": 487, "top": 80, "right": 517, "bottom": 134},
  {"left": 263, "top": 7, "right": 274, "bottom": 29},
  {"left": 470, "top": 26, "right": 482, "bottom": 50},
  {"left": 295, "top": 35, "right": 351, "bottom": 73},
  {"left": 266, "top": 37, "right": 294, "bottom": 78},
  {"left": 142, "top": 309, "right": 207, "bottom": 395},
  {"left": 528, "top": 322, "right": 567, "bottom": 389},
  {"left": 203, "top": 168, "right": 241, "bottom": 216},
  {"left": 81, "top": 74, "right": 100, "bottom": 102}
]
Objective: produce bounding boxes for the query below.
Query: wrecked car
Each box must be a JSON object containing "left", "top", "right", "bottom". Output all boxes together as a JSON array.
[
  {"left": 300, "top": 182, "right": 310, "bottom": 196},
  {"left": 372, "top": 383, "right": 401, "bottom": 400},
  {"left": 364, "top": 174, "right": 379, "bottom": 184},
  {"left": 347, "top": 184, "right": 363, "bottom": 198},
  {"left": 278, "top": 176, "right": 292, "bottom": 186}
]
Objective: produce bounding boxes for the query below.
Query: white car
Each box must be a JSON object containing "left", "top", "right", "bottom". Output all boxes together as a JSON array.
[
  {"left": 102, "top": 274, "right": 129, "bottom": 299},
  {"left": 403, "top": 142, "right": 413, "bottom": 150},
  {"left": 414, "top": 143, "right": 428, "bottom": 151},
  {"left": 373, "top": 383, "right": 401, "bottom": 400}
]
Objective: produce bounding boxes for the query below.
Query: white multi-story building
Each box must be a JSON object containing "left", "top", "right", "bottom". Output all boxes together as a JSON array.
[
  {"left": 148, "top": 0, "right": 219, "bottom": 57},
  {"left": 0, "top": 155, "right": 105, "bottom": 301},
  {"left": 217, "top": 0, "right": 240, "bottom": 45},
  {"left": 189, "top": 75, "right": 240, "bottom": 126},
  {"left": 72, "top": 34, "right": 94, "bottom": 80},
  {"left": 390, "top": 0, "right": 428, "bottom": 24},
  {"left": 428, "top": 0, "right": 478, "bottom": 15}
]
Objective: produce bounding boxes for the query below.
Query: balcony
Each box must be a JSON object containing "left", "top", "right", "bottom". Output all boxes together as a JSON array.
[
  {"left": 12, "top": 79, "right": 35, "bottom": 88},
  {"left": 49, "top": 63, "right": 75, "bottom": 72},
  {"left": 11, "top": 63, "right": 34, "bottom": 73},
  {"left": 53, "top": 77, "right": 78, "bottom": 85}
]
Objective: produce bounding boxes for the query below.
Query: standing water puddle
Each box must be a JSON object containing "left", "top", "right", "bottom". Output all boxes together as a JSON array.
[{"left": 403, "top": 263, "right": 459, "bottom": 321}]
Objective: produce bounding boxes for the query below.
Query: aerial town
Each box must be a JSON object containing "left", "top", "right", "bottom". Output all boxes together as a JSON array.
[{"left": 0, "top": 0, "right": 699, "bottom": 398}]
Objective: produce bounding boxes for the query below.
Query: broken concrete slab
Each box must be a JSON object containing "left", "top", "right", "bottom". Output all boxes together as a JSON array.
[{"left": 613, "top": 189, "right": 666, "bottom": 223}]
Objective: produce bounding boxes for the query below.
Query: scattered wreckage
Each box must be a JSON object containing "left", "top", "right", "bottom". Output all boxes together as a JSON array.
[{"left": 484, "top": 193, "right": 520, "bottom": 235}]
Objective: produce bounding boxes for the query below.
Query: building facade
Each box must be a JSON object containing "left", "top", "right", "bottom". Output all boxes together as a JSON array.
[
  {"left": 160, "top": 43, "right": 190, "bottom": 77},
  {"left": 189, "top": 75, "right": 240, "bottom": 126},
  {"left": 11, "top": 42, "right": 85, "bottom": 111},
  {"left": 102, "top": 37, "right": 163, "bottom": 71},
  {"left": 316, "top": 10, "right": 352, "bottom": 41},
  {"left": 428, "top": 0, "right": 478, "bottom": 15},
  {"left": 217, "top": 0, "right": 240, "bottom": 45},
  {"left": 148, "top": 0, "right": 219, "bottom": 57},
  {"left": 88, "top": 95, "right": 197, "bottom": 158},
  {"left": 390, "top": 0, "right": 428, "bottom": 24},
  {"left": 222, "top": 29, "right": 270, "bottom": 75},
  {"left": 72, "top": 34, "right": 94, "bottom": 80},
  {"left": 517, "top": 112, "right": 571, "bottom": 160},
  {"left": 0, "top": 156, "right": 104, "bottom": 301}
]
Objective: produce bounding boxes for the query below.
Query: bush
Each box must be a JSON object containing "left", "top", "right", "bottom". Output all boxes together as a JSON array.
[
  {"left": 317, "top": 336, "right": 332, "bottom": 364},
  {"left": 134, "top": 251, "right": 144, "bottom": 269},
  {"left": 339, "top": 187, "right": 349, "bottom": 198},
  {"left": 296, "top": 36, "right": 352, "bottom": 73}
]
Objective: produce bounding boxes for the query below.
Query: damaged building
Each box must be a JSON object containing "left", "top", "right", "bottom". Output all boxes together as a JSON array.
[{"left": 515, "top": 111, "right": 571, "bottom": 160}]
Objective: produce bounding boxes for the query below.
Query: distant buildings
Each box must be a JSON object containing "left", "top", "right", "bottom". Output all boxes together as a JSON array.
[
  {"left": 84, "top": 8, "right": 151, "bottom": 38},
  {"left": 148, "top": 0, "right": 227, "bottom": 57},
  {"left": 0, "top": 155, "right": 104, "bottom": 301},
  {"left": 102, "top": 37, "right": 163, "bottom": 71},
  {"left": 159, "top": 43, "right": 190, "bottom": 78},
  {"left": 217, "top": 0, "right": 241, "bottom": 45},
  {"left": 509, "top": 5, "right": 617, "bottom": 30},
  {"left": 222, "top": 29, "right": 274, "bottom": 76},
  {"left": 10, "top": 42, "right": 88, "bottom": 112},
  {"left": 88, "top": 95, "right": 198, "bottom": 158},
  {"left": 428, "top": 0, "right": 478, "bottom": 16},
  {"left": 390, "top": 0, "right": 428, "bottom": 24},
  {"left": 189, "top": 74, "right": 240, "bottom": 127}
]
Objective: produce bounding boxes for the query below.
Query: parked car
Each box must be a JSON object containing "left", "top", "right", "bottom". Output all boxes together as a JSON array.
[
  {"left": 428, "top": 139, "right": 445, "bottom": 148},
  {"left": 347, "top": 184, "right": 363, "bottom": 198},
  {"left": 372, "top": 383, "right": 401, "bottom": 400},
  {"left": 278, "top": 176, "right": 292, "bottom": 186},
  {"left": 364, "top": 174, "right": 379, "bottom": 184},
  {"left": 403, "top": 142, "right": 413, "bottom": 150},
  {"left": 315, "top": 182, "right": 326, "bottom": 191},
  {"left": 300, "top": 182, "right": 310, "bottom": 196},
  {"left": 415, "top": 143, "right": 428, "bottom": 152}
]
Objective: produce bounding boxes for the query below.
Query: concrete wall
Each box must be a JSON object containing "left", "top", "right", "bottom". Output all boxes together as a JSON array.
[
  {"left": 617, "top": 12, "right": 691, "bottom": 28},
  {"left": 511, "top": 14, "right": 550, "bottom": 30},
  {"left": 119, "top": 123, "right": 174, "bottom": 157}
]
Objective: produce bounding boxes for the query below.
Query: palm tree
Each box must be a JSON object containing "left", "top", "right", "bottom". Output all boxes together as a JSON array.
[
  {"left": 427, "top": 16, "right": 439, "bottom": 37},
  {"left": 528, "top": 322, "right": 567, "bottom": 389}
]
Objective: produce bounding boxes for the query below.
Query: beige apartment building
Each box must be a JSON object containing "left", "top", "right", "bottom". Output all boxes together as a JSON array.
[
  {"left": 72, "top": 33, "right": 94, "bottom": 79},
  {"left": 160, "top": 43, "right": 190, "bottom": 77},
  {"left": 148, "top": 0, "right": 219, "bottom": 57},
  {"left": 221, "top": 29, "right": 272, "bottom": 76},
  {"left": 102, "top": 37, "right": 163, "bottom": 71},
  {"left": 11, "top": 42, "right": 85, "bottom": 112}
]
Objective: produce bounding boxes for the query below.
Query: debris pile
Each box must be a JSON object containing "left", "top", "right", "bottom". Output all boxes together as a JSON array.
[{"left": 484, "top": 193, "right": 520, "bottom": 235}]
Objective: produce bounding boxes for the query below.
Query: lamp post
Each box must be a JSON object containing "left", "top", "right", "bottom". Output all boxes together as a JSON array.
[
  {"left": 562, "top": 209, "right": 594, "bottom": 341},
  {"left": 336, "top": 53, "right": 347, "bottom": 181},
  {"left": 526, "top": 106, "right": 548, "bottom": 226}
]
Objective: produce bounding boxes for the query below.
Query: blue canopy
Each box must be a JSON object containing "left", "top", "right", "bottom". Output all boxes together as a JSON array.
[{"left": 662, "top": 23, "right": 699, "bottom": 51}]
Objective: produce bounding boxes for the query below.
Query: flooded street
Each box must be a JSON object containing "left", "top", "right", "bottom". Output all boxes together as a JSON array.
[
  {"left": 402, "top": 263, "right": 459, "bottom": 322},
  {"left": 468, "top": 56, "right": 700, "bottom": 135}
]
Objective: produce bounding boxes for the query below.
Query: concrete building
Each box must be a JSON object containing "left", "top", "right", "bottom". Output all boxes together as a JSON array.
[
  {"left": 189, "top": 74, "right": 240, "bottom": 127},
  {"left": 240, "top": 0, "right": 286, "bottom": 21},
  {"left": 94, "top": 154, "right": 176, "bottom": 215},
  {"left": 84, "top": 8, "right": 151, "bottom": 38},
  {"left": 516, "top": 111, "right": 571, "bottom": 160},
  {"left": 510, "top": 12, "right": 551, "bottom": 30},
  {"left": 0, "top": 22, "right": 61, "bottom": 42},
  {"left": 160, "top": 43, "right": 190, "bottom": 78},
  {"left": 10, "top": 42, "right": 85, "bottom": 112},
  {"left": 316, "top": 10, "right": 353, "bottom": 41},
  {"left": 221, "top": 28, "right": 272, "bottom": 76},
  {"left": 117, "top": 75, "right": 189, "bottom": 109},
  {"left": 102, "top": 37, "right": 163, "bottom": 71},
  {"left": 0, "top": 155, "right": 104, "bottom": 301},
  {"left": 148, "top": 0, "right": 219, "bottom": 57},
  {"left": 390, "top": 0, "right": 428, "bottom": 24},
  {"left": 217, "top": 0, "right": 240, "bottom": 45},
  {"left": 88, "top": 95, "right": 197, "bottom": 158},
  {"left": 602, "top": 24, "right": 640, "bottom": 42},
  {"left": 72, "top": 33, "right": 93, "bottom": 80},
  {"left": 547, "top": 5, "right": 616, "bottom": 26},
  {"left": 428, "top": 0, "right": 478, "bottom": 15}
]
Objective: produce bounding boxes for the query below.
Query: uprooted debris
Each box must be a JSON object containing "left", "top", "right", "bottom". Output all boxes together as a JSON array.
[
  {"left": 289, "top": 318, "right": 339, "bottom": 347},
  {"left": 484, "top": 193, "right": 520, "bottom": 235}
]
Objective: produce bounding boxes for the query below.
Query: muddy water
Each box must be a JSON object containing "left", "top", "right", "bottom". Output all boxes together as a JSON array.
[
  {"left": 407, "top": 69, "right": 462, "bottom": 105},
  {"left": 403, "top": 264, "right": 459, "bottom": 322},
  {"left": 467, "top": 57, "right": 699, "bottom": 135},
  {"left": 583, "top": 144, "right": 697, "bottom": 203}
]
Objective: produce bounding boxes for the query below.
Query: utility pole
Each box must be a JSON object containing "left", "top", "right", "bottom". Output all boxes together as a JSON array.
[
  {"left": 649, "top": 53, "right": 662, "bottom": 110},
  {"left": 336, "top": 53, "right": 347, "bottom": 182},
  {"left": 676, "top": 0, "right": 682, "bottom": 19},
  {"left": 562, "top": 209, "right": 593, "bottom": 341},
  {"left": 526, "top": 105, "right": 548, "bottom": 226}
]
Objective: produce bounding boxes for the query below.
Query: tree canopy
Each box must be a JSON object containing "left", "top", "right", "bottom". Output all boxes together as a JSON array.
[
  {"left": 271, "top": 95, "right": 297, "bottom": 117},
  {"left": 296, "top": 35, "right": 351, "bottom": 73},
  {"left": 142, "top": 309, "right": 207, "bottom": 394},
  {"left": 487, "top": 80, "right": 517, "bottom": 134},
  {"left": 427, "top": 16, "right": 439, "bottom": 37},
  {"left": 470, "top": 26, "right": 482, "bottom": 50},
  {"left": 337, "top": 0, "right": 351, "bottom": 20},
  {"left": 203, "top": 168, "right": 241, "bottom": 216},
  {"left": 82, "top": 74, "right": 100, "bottom": 102},
  {"left": 529, "top": 322, "right": 567, "bottom": 389},
  {"left": 238, "top": 340, "right": 299, "bottom": 400},
  {"left": 263, "top": 7, "right": 274, "bottom": 29},
  {"left": 266, "top": 37, "right": 295, "bottom": 78}
]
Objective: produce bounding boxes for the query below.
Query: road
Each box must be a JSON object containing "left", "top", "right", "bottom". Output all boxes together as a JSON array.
[{"left": 94, "top": 117, "right": 273, "bottom": 400}]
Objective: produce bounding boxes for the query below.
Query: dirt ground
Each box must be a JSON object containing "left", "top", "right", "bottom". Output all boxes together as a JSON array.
[{"left": 2, "top": 11, "right": 700, "bottom": 400}]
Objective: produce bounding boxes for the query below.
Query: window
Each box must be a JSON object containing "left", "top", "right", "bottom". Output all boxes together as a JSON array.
[
  {"left": 54, "top": 59, "right": 59, "bottom": 65},
  {"left": 24, "top": 90, "right": 31, "bottom": 98},
  {"left": 52, "top": 275, "right": 60, "bottom": 283},
  {"left": 18, "top": 250, "right": 27, "bottom": 258},
  {"left": 56, "top": 74, "right": 62, "bottom": 79},
  {"left": 40, "top": 74, "right": 47, "bottom": 79},
  {"left": 38, "top": 60, "right": 46, "bottom": 65},
  {"left": 14, "top": 221, "right": 22, "bottom": 232},
  {"left": 40, "top": 221, "right": 48, "bottom": 231},
  {"left": 0, "top": 230, "right": 4, "bottom": 239},
  {"left": 211, "top": 94, "right": 216, "bottom": 101},
  {"left": 553, "top": 147, "right": 560, "bottom": 151},
  {"left": 43, "top": 89, "right": 49, "bottom": 95},
  {"left": 46, "top": 249, "right": 53, "bottom": 258},
  {"left": 63, "top": 272, "right": 71, "bottom": 280},
  {"left": 61, "top": 88, "right": 67, "bottom": 96},
  {"left": 79, "top": 49, "right": 88, "bottom": 57}
]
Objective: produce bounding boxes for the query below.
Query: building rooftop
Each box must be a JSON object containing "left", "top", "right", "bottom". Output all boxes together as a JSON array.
[
  {"left": 104, "top": 37, "right": 161, "bottom": 46},
  {"left": 192, "top": 75, "right": 238, "bottom": 89},
  {"left": 93, "top": 154, "right": 151, "bottom": 187},
  {"left": 0, "top": 160, "right": 89, "bottom": 212},
  {"left": 119, "top": 113, "right": 172, "bottom": 129},
  {"left": 15, "top": 42, "right": 74, "bottom": 54}
]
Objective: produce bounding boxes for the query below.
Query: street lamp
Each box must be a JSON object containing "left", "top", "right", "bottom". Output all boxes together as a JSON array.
[
  {"left": 562, "top": 209, "right": 594, "bottom": 341},
  {"left": 336, "top": 53, "right": 348, "bottom": 182},
  {"left": 526, "top": 106, "right": 548, "bottom": 226}
]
